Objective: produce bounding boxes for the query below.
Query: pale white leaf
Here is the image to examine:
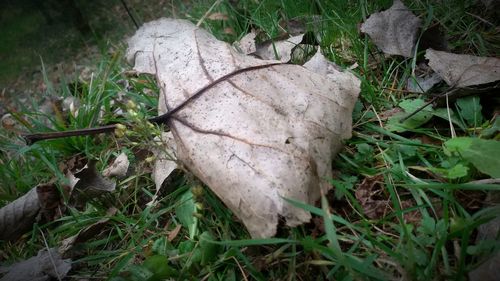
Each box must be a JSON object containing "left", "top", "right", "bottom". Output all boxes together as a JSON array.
[
  {"left": 233, "top": 30, "right": 257, "bottom": 55},
  {"left": 255, "top": 34, "right": 304, "bottom": 62},
  {"left": 149, "top": 132, "right": 178, "bottom": 206},
  {"left": 102, "top": 152, "right": 129, "bottom": 178},
  {"left": 126, "top": 18, "right": 360, "bottom": 238}
]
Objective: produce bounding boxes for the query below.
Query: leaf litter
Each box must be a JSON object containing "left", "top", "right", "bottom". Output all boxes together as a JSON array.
[
  {"left": 360, "top": 0, "right": 421, "bottom": 58},
  {"left": 126, "top": 18, "right": 360, "bottom": 238},
  {"left": 2, "top": 2, "right": 500, "bottom": 278}
]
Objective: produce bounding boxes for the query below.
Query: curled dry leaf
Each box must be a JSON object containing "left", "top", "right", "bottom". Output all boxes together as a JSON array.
[
  {"left": 360, "top": 0, "right": 421, "bottom": 57},
  {"left": 70, "top": 161, "right": 116, "bottom": 209},
  {"left": 0, "top": 182, "right": 65, "bottom": 241},
  {"left": 0, "top": 248, "right": 71, "bottom": 281},
  {"left": 149, "top": 132, "right": 178, "bottom": 206},
  {"left": 102, "top": 152, "right": 130, "bottom": 178},
  {"left": 254, "top": 34, "right": 304, "bottom": 62},
  {"left": 126, "top": 18, "right": 359, "bottom": 238},
  {"left": 425, "top": 49, "right": 500, "bottom": 88},
  {"left": 0, "top": 188, "right": 39, "bottom": 241},
  {"left": 233, "top": 30, "right": 257, "bottom": 55}
]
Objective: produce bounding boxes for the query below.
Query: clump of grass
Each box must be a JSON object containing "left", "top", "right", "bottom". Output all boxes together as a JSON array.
[{"left": 1, "top": 0, "right": 499, "bottom": 280}]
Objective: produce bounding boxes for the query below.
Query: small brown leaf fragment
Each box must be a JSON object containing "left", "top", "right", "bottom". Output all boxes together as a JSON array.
[
  {"left": 0, "top": 248, "right": 71, "bottom": 281},
  {"left": 207, "top": 12, "right": 229, "bottom": 21},
  {"left": 167, "top": 224, "right": 182, "bottom": 242},
  {"left": 36, "top": 181, "right": 67, "bottom": 222},
  {"left": 360, "top": 0, "right": 421, "bottom": 57},
  {"left": 425, "top": 49, "right": 500, "bottom": 87},
  {"left": 354, "top": 175, "right": 389, "bottom": 219}
]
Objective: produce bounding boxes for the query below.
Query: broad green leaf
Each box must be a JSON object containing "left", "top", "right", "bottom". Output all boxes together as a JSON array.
[
  {"left": 444, "top": 137, "right": 500, "bottom": 178},
  {"left": 386, "top": 99, "right": 433, "bottom": 132},
  {"left": 447, "top": 164, "right": 469, "bottom": 179},
  {"left": 432, "top": 108, "right": 466, "bottom": 131},
  {"left": 429, "top": 165, "right": 468, "bottom": 179},
  {"left": 175, "top": 190, "right": 198, "bottom": 238},
  {"left": 456, "top": 96, "right": 483, "bottom": 128},
  {"left": 142, "top": 255, "right": 177, "bottom": 280}
]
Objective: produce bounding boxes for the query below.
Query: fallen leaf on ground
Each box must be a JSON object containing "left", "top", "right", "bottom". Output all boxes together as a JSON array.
[
  {"left": 0, "top": 181, "right": 67, "bottom": 241},
  {"left": 70, "top": 161, "right": 116, "bottom": 209},
  {"left": 149, "top": 132, "right": 178, "bottom": 206},
  {"left": 406, "top": 73, "right": 442, "bottom": 93},
  {"left": 36, "top": 181, "right": 68, "bottom": 222},
  {"left": 0, "top": 248, "right": 71, "bottom": 281},
  {"left": 303, "top": 49, "right": 359, "bottom": 89},
  {"left": 254, "top": 34, "right": 304, "bottom": 62},
  {"left": 425, "top": 49, "right": 500, "bottom": 87},
  {"left": 126, "top": 18, "right": 360, "bottom": 238},
  {"left": 102, "top": 152, "right": 130, "bottom": 178},
  {"left": 0, "top": 188, "right": 40, "bottom": 241},
  {"left": 233, "top": 30, "right": 257, "bottom": 55},
  {"left": 354, "top": 175, "right": 389, "bottom": 219},
  {"left": 360, "top": 0, "right": 421, "bottom": 57}
]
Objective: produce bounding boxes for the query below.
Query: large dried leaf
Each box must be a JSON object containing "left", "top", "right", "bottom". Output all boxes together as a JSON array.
[
  {"left": 126, "top": 18, "right": 359, "bottom": 238},
  {"left": 360, "top": 0, "right": 421, "bottom": 57},
  {"left": 0, "top": 188, "right": 39, "bottom": 241},
  {"left": 0, "top": 248, "right": 71, "bottom": 281},
  {"left": 425, "top": 49, "right": 500, "bottom": 87},
  {"left": 0, "top": 182, "right": 64, "bottom": 241}
]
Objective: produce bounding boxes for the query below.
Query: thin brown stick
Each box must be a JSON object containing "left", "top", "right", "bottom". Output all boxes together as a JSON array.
[{"left": 23, "top": 62, "right": 285, "bottom": 145}]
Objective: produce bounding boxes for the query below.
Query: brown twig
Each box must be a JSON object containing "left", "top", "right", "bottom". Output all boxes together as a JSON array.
[{"left": 23, "top": 62, "right": 285, "bottom": 145}]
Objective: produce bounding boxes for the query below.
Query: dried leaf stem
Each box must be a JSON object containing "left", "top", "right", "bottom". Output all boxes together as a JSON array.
[{"left": 23, "top": 62, "right": 285, "bottom": 145}]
